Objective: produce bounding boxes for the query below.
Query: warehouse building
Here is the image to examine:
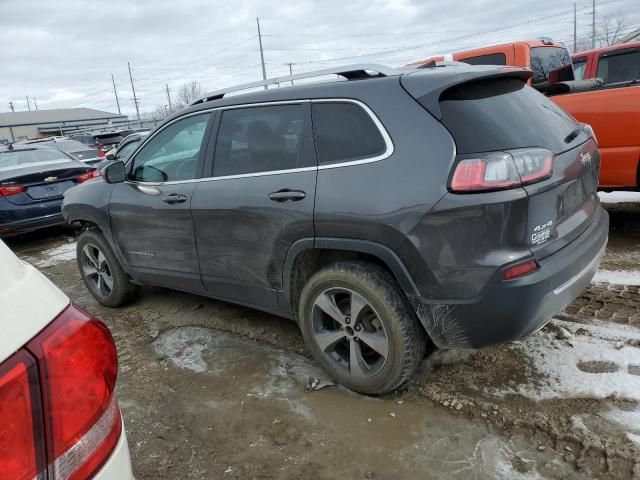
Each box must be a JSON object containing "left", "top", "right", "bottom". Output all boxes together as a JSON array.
[{"left": 0, "top": 108, "right": 128, "bottom": 143}]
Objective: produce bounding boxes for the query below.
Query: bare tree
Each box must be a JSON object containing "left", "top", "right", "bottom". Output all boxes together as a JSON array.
[
  {"left": 573, "top": 11, "right": 628, "bottom": 53},
  {"left": 597, "top": 12, "right": 627, "bottom": 47},
  {"left": 176, "top": 80, "right": 204, "bottom": 108},
  {"left": 153, "top": 104, "right": 171, "bottom": 119}
]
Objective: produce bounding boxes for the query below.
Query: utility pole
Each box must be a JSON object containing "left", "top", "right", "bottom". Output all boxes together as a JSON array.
[
  {"left": 111, "top": 74, "right": 121, "bottom": 115},
  {"left": 591, "top": 0, "right": 596, "bottom": 49},
  {"left": 128, "top": 61, "right": 141, "bottom": 121},
  {"left": 33, "top": 98, "right": 38, "bottom": 110},
  {"left": 573, "top": 3, "right": 577, "bottom": 53},
  {"left": 25, "top": 95, "right": 31, "bottom": 111},
  {"left": 165, "top": 83, "right": 172, "bottom": 112},
  {"left": 286, "top": 63, "right": 294, "bottom": 86},
  {"left": 256, "top": 17, "right": 267, "bottom": 89},
  {"left": 8, "top": 102, "right": 14, "bottom": 112}
]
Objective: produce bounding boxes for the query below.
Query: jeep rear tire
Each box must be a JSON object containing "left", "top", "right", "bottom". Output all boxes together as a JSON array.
[{"left": 298, "top": 261, "right": 426, "bottom": 395}]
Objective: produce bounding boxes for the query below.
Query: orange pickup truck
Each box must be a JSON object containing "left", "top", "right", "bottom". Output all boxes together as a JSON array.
[{"left": 409, "top": 40, "right": 640, "bottom": 189}]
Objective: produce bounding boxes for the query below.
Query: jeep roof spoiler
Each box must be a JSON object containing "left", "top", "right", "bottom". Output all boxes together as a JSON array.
[{"left": 190, "top": 64, "right": 399, "bottom": 105}]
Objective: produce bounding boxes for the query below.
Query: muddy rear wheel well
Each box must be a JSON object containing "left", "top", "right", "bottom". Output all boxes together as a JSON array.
[
  {"left": 75, "top": 220, "right": 102, "bottom": 233},
  {"left": 286, "top": 243, "right": 420, "bottom": 321}
]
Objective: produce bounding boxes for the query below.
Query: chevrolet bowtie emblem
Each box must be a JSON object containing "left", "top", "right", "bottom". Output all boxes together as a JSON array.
[{"left": 44, "top": 176, "right": 57, "bottom": 182}]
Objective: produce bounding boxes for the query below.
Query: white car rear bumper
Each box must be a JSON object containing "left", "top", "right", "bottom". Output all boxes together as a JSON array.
[{"left": 94, "top": 423, "right": 134, "bottom": 480}]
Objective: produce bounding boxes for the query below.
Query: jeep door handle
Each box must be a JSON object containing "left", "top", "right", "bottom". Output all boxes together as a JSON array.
[
  {"left": 162, "top": 193, "right": 188, "bottom": 204},
  {"left": 268, "top": 190, "right": 306, "bottom": 202}
]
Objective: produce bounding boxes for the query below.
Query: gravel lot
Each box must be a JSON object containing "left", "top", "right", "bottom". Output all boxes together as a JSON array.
[{"left": 7, "top": 196, "right": 640, "bottom": 479}]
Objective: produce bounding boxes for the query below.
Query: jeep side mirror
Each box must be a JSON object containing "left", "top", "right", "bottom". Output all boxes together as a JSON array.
[
  {"left": 105, "top": 151, "right": 116, "bottom": 161},
  {"left": 101, "top": 160, "right": 127, "bottom": 184}
]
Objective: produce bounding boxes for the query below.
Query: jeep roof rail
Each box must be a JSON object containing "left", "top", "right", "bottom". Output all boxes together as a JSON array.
[{"left": 190, "top": 64, "right": 398, "bottom": 105}]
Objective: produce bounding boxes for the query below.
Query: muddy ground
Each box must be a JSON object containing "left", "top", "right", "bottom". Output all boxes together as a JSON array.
[{"left": 7, "top": 199, "right": 640, "bottom": 480}]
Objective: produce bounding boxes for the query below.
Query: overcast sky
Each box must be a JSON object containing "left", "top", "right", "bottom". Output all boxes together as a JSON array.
[{"left": 1, "top": 0, "right": 638, "bottom": 117}]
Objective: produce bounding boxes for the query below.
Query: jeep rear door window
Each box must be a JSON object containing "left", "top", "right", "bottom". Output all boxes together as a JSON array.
[
  {"left": 213, "top": 104, "right": 308, "bottom": 177},
  {"left": 438, "top": 78, "right": 581, "bottom": 154},
  {"left": 530, "top": 46, "right": 573, "bottom": 85},
  {"left": 596, "top": 49, "right": 640, "bottom": 84},
  {"left": 131, "top": 113, "right": 209, "bottom": 182},
  {"left": 312, "top": 102, "right": 386, "bottom": 165},
  {"left": 459, "top": 53, "right": 507, "bottom": 66}
]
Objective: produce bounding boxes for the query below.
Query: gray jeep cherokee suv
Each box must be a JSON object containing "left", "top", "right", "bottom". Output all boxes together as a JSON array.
[{"left": 63, "top": 63, "right": 608, "bottom": 394}]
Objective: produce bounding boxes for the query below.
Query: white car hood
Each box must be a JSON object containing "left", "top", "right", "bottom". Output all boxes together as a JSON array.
[{"left": 0, "top": 241, "right": 69, "bottom": 363}]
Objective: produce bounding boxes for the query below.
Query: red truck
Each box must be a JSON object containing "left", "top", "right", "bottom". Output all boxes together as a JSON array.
[{"left": 408, "top": 40, "right": 640, "bottom": 190}]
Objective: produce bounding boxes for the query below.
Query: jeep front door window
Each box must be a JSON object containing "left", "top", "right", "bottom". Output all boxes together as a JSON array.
[{"left": 130, "top": 114, "right": 209, "bottom": 182}]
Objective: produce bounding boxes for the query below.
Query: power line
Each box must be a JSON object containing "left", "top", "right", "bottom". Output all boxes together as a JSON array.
[{"left": 25, "top": 96, "right": 31, "bottom": 111}]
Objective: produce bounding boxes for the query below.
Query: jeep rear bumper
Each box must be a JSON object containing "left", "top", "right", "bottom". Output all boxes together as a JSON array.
[{"left": 410, "top": 206, "right": 609, "bottom": 349}]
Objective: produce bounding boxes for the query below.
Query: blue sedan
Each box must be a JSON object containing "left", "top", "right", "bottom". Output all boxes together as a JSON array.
[{"left": 0, "top": 145, "right": 100, "bottom": 237}]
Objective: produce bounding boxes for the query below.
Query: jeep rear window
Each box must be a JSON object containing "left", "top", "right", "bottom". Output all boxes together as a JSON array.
[
  {"left": 438, "top": 78, "right": 581, "bottom": 154},
  {"left": 312, "top": 102, "right": 386, "bottom": 165}
]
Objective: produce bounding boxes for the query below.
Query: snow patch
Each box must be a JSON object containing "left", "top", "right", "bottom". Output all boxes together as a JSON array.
[
  {"left": 598, "top": 191, "right": 640, "bottom": 204},
  {"left": 592, "top": 269, "right": 640, "bottom": 286},
  {"left": 29, "top": 242, "right": 77, "bottom": 268},
  {"left": 502, "top": 320, "right": 640, "bottom": 402},
  {"left": 628, "top": 433, "right": 640, "bottom": 446},
  {"left": 152, "top": 326, "right": 213, "bottom": 373}
]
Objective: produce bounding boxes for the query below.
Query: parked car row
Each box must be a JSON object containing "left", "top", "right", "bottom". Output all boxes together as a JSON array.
[{"left": 2, "top": 34, "right": 625, "bottom": 480}]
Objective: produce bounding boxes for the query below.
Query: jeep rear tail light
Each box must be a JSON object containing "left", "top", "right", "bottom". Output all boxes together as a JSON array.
[
  {"left": 450, "top": 149, "right": 554, "bottom": 193},
  {"left": 27, "top": 304, "right": 121, "bottom": 480},
  {"left": 0, "top": 184, "right": 25, "bottom": 197},
  {"left": 0, "top": 351, "right": 46, "bottom": 480}
]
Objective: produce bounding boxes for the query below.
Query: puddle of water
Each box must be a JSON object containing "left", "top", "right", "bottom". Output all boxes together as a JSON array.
[{"left": 151, "top": 326, "right": 573, "bottom": 479}]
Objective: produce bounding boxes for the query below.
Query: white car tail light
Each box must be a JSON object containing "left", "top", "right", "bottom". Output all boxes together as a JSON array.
[
  {"left": 0, "top": 304, "right": 121, "bottom": 480},
  {"left": 0, "top": 351, "right": 46, "bottom": 480}
]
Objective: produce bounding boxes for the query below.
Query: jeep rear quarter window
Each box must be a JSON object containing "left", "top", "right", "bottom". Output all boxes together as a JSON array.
[
  {"left": 213, "top": 104, "right": 308, "bottom": 177},
  {"left": 596, "top": 49, "right": 640, "bottom": 84},
  {"left": 312, "top": 102, "right": 386, "bottom": 165}
]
